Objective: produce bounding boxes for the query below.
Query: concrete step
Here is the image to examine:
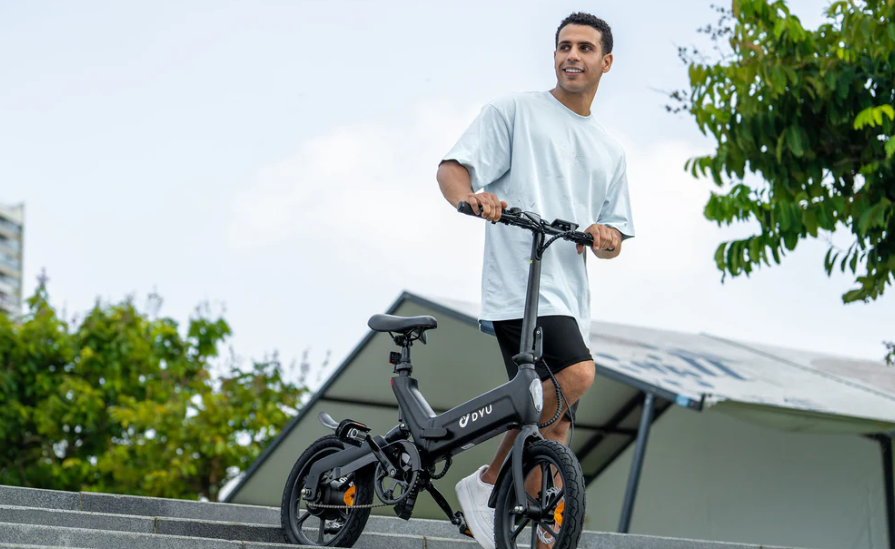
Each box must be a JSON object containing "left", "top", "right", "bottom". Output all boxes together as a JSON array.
[
  {"left": 0, "top": 485, "right": 468, "bottom": 539},
  {"left": 0, "top": 522, "right": 472, "bottom": 549},
  {"left": 0, "top": 545, "right": 79, "bottom": 549},
  {"left": 0, "top": 545, "right": 91, "bottom": 549},
  {"left": 0, "top": 485, "right": 277, "bottom": 525},
  {"left": 0, "top": 486, "right": 809, "bottom": 549},
  {"left": 0, "top": 504, "right": 472, "bottom": 543},
  {"left": 0, "top": 520, "right": 811, "bottom": 549}
]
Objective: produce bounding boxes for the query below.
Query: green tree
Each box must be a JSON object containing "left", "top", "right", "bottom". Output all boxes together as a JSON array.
[
  {"left": 0, "top": 280, "right": 307, "bottom": 501},
  {"left": 672, "top": 0, "right": 894, "bottom": 361}
]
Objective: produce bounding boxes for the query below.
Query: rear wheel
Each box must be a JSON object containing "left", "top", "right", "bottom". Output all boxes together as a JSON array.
[
  {"left": 280, "top": 435, "right": 374, "bottom": 546},
  {"left": 493, "top": 440, "right": 585, "bottom": 549}
]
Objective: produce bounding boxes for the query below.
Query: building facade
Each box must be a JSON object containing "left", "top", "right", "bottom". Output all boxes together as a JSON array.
[{"left": 0, "top": 203, "right": 24, "bottom": 316}]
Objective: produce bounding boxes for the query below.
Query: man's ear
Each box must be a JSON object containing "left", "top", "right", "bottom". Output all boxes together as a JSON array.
[{"left": 603, "top": 53, "right": 614, "bottom": 73}]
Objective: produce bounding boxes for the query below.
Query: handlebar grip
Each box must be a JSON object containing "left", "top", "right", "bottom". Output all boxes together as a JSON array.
[
  {"left": 457, "top": 201, "right": 507, "bottom": 218},
  {"left": 457, "top": 201, "right": 479, "bottom": 217},
  {"left": 574, "top": 233, "right": 615, "bottom": 251}
]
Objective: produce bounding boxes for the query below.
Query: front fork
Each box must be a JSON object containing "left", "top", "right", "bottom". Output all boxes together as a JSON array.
[{"left": 510, "top": 423, "right": 544, "bottom": 509}]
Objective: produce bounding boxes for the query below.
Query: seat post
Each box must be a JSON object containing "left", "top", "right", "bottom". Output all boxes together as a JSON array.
[{"left": 394, "top": 336, "right": 413, "bottom": 376}]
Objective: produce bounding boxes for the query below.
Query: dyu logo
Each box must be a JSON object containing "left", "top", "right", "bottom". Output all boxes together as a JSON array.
[{"left": 459, "top": 405, "right": 493, "bottom": 428}]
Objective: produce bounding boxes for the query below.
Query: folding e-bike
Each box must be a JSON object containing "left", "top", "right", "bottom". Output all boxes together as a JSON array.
[{"left": 280, "top": 202, "right": 595, "bottom": 549}]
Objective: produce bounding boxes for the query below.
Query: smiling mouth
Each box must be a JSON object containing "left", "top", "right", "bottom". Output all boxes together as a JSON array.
[{"left": 563, "top": 67, "right": 584, "bottom": 75}]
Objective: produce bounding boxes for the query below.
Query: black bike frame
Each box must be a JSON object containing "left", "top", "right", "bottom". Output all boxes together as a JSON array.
[{"left": 303, "top": 204, "right": 592, "bottom": 511}]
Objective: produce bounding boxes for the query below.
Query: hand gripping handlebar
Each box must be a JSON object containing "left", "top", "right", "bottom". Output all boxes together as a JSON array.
[{"left": 456, "top": 200, "right": 595, "bottom": 248}]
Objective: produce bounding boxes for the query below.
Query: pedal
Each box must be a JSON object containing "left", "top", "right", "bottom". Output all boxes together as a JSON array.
[
  {"left": 335, "top": 419, "right": 371, "bottom": 446},
  {"left": 453, "top": 511, "right": 474, "bottom": 538},
  {"left": 392, "top": 482, "right": 421, "bottom": 521}
]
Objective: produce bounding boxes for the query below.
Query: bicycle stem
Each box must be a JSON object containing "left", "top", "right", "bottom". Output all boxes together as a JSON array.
[{"left": 519, "top": 230, "right": 544, "bottom": 358}]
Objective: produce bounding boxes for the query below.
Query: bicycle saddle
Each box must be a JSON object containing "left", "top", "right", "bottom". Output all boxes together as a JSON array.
[{"left": 367, "top": 314, "right": 437, "bottom": 333}]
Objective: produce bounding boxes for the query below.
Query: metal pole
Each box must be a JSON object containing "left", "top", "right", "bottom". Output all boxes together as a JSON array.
[
  {"left": 880, "top": 434, "right": 895, "bottom": 549},
  {"left": 618, "top": 392, "right": 656, "bottom": 533}
]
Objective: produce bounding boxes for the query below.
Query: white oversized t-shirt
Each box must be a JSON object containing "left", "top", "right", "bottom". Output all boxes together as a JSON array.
[{"left": 443, "top": 90, "right": 635, "bottom": 345}]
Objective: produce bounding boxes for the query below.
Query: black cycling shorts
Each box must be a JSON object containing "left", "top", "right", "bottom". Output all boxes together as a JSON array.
[{"left": 492, "top": 315, "right": 593, "bottom": 382}]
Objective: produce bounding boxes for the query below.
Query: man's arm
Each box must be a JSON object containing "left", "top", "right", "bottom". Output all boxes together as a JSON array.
[{"left": 437, "top": 160, "right": 506, "bottom": 222}]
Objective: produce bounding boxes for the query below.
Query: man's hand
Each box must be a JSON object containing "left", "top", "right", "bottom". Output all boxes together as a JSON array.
[
  {"left": 577, "top": 224, "right": 623, "bottom": 258},
  {"left": 464, "top": 192, "right": 507, "bottom": 222}
]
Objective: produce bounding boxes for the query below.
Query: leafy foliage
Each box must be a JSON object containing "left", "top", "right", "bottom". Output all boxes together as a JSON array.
[
  {"left": 0, "top": 281, "right": 307, "bottom": 501},
  {"left": 673, "top": 0, "right": 895, "bottom": 305}
]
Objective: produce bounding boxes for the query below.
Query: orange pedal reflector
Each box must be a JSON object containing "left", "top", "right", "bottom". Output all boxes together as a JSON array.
[
  {"left": 343, "top": 485, "right": 356, "bottom": 506},
  {"left": 554, "top": 500, "right": 565, "bottom": 527}
]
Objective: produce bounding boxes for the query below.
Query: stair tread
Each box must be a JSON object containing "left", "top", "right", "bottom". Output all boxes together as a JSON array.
[
  {"left": 0, "top": 485, "right": 811, "bottom": 549},
  {"left": 0, "top": 522, "right": 470, "bottom": 549}
]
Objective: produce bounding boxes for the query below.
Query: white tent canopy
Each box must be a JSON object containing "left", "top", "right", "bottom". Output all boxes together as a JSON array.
[{"left": 434, "top": 295, "right": 895, "bottom": 435}]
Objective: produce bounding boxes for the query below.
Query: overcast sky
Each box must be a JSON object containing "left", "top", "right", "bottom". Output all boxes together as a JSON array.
[{"left": 2, "top": 0, "right": 891, "bottom": 386}]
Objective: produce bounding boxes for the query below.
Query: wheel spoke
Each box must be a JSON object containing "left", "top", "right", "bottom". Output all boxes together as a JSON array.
[
  {"left": 530, "top": 517, "right": 537, "bottom": 548},
  {"left": 296, "top": 511, "right": 312, "bottom": 527},
  {"left": 317, "top": 518, "right": 325, "bottom": 543},
  {"left": 545, "top": 487, "right": 564, "bottom": 510},
  {"left": 552, "top": 487, "right": 564, "bottom": 504},
  {"left": 536, "top": 520, "right": 558, "bottom": 538},
  {"left": 511, "top": 517, "right": 530, "bottom": 541},
  {"left": 540, "top": 463, "right": 549, "bottom": 503}
]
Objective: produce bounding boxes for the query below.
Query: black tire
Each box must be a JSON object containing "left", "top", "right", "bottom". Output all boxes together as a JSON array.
[
  {"left": 493, "top": 440, "right": 585, "bottom": 549},
  {"left": 280, "top": 435, "right": 374, "bottom": 547}
]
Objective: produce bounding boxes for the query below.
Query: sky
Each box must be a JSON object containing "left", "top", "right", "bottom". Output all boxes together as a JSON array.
[{"left": 1, "top": 0, "right": 892, "bottom": 390}]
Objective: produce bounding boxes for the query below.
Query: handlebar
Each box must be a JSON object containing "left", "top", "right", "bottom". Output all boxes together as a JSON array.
[{"left": 457, "top": 201, "right": 595, "bottom": 248}]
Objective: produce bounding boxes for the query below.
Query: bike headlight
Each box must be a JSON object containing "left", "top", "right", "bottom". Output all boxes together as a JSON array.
[{"left": 529, "top": 379, "right": 543, "bottom": 413}]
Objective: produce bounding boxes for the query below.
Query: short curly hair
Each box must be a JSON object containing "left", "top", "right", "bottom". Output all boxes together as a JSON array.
[{"left": 555, "top": 12, "right": 613, "bottom": 55}]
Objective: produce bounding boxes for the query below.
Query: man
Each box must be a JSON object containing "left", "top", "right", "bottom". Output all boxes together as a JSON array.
[{"left": 435, "top": 12, "right": 634, "bottom": 549}]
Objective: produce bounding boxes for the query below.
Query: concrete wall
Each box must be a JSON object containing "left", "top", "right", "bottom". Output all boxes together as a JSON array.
[{"left": 586, "top": 406, "right": 887, "bottom": 549}]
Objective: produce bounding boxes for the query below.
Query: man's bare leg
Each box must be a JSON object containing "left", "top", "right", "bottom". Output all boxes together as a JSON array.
[
  {"left": 480, "top": 360, "right": 595, "bottom": 486},
  {"left": 475, "top": 361, "right": 593, "bottom": 547}
]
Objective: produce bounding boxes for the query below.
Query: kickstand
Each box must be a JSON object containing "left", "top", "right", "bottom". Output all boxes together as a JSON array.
[{"left": 424, "top": 482, "right": 474, "bottom": 539}]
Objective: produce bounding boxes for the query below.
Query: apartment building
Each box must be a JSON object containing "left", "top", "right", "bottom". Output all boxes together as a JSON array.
[{"left": 0, "top": 203, "right": 24, "bottom": 316}]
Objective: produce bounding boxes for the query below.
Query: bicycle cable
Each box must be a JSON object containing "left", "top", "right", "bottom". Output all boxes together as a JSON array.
[{"left": 538, "top": 363, "right": 576, "bottom": 447}]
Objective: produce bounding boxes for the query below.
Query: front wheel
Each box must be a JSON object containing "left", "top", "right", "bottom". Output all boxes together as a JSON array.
[
  {"left": 493, "top": 440, "right": 585, "bottom": 549},
  {"left": 280, "top": 435, "right": 374, "bottom": 546}
]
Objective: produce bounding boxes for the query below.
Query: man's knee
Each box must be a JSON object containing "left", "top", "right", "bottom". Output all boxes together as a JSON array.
[{"left": 558, "top": 359, "right": 595, "bottom": 394}]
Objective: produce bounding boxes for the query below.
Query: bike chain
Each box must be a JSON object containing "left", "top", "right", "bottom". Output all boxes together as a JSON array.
[
  {"left": 427, "top": 455, "right": 452, "bottom": 480},
  {"left": 306, "top": 471, "right": 422, "bottom": 511},
  {"left": 308, "top": 454, "right": 451, "bottom": 511}
]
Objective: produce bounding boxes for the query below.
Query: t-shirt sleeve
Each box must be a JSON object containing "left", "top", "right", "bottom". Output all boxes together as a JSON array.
[
  {"left": 597, "top": 153, "right": 635, "bottom": 239},
  {"left": 441, "top": 104, "right": 512, "bottom": 192}
]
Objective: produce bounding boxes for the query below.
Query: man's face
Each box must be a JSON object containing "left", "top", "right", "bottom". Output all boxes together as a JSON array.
[{"left": 553, "top": 24, "right": 612, "bottom": 94}]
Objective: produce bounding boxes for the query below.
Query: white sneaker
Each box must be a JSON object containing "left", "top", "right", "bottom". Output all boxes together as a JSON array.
[{"left": 455, "top": 465, "right": 496, "bottom": 549}]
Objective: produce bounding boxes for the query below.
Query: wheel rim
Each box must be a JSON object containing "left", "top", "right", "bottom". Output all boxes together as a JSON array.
[
  {"left": 499, "top": 456, "right": 567, "bottom": 548},
  {"left": 287, "top": 446, "right": 357, "bottom": 545}
]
